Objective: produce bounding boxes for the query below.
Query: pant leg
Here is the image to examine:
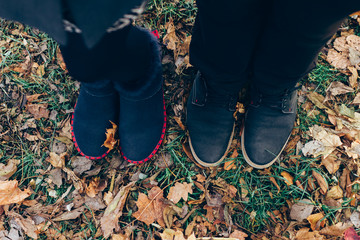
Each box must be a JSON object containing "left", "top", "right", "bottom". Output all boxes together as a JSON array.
[
  {"left": 59, "top": 25, "right": 161, "bottom": 99},
  {"left": 253, "top": 0, "right": 360, "bottom": 95},
  {"left": 189, "top": 0, "right": 270, "bottom": 94}
]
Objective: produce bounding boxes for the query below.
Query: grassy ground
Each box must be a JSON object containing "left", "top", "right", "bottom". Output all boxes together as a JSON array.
[{"left": 1, "top": 1, "right": 360, "bottom": 239}]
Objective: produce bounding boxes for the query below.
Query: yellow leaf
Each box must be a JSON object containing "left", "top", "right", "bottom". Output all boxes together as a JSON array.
[
  {"left": 307, "top": 213, "right": 325, "bottom": 231},
  {"left": 281, "top": 171, "right": 294, "bottom": 186},
  {"left": 103, "top": 121, "right": 118, "bottom": 150}
]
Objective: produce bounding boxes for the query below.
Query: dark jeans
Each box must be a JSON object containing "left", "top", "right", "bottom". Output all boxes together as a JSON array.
[{"left": 190, "top": 0, "right": 360, "bottom": 95}]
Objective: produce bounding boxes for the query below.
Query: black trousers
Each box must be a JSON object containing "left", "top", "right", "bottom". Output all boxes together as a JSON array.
[
  {"left": 60, "top": 1, "right": 360, "bottom": 97},
  {"left": 190, "top": 0, "right": 360, "bottom": 95}
]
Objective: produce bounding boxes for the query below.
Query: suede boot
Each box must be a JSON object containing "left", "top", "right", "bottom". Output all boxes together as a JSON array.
[
  {"left": 115, "top": 27, "right": 165, "bottom": 164},
  {"left": 186, "top": 72, "right": 238, "bottom": 167},
  {"left": 241, "top": 86, "right": 297, "bottom": 169},
  {"left": 71, "top": 80, "right": 119, "bottom": 160}
]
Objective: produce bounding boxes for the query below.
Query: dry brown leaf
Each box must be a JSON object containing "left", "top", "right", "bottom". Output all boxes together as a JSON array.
[
  {"left": 85, "top": 177, "right": 107, "bottom": 198},
  {"left": 71, "top": 156, "right": 93, "bottom": 175},
  {"left": 26, "top": 103, "right": 50, "bottom": 119},
  {"left": 7, "top": 211, "right": 38, "bottom": 239},
  {"left": 63, "top": 167, "right": 85, "bottom": 192},
  {"left": 52, "top": 206, "right": 85, "bottom": 221},
  {"left": 326, "top": 185, "right": 343, "bottom": 200},
  {"left": 295, "top": 228, "right": 324, "bottom": 240},
  {"left": 312, "top": 170, "right": 328, "bottom": 194},
  {"left": 173, "top": 116, "right": 185, "bottom": 131},
  {"left": 326, "top": 81, "right": 354, "bottom": 96},
  {"left": 0, "top": 159, "right": 19, "bottom": 181},
  {"left": 348, "top": 66, "right": 359, "bottom": 88},
  {"left": 196, "top": 174, "right": 206, "bottom": 183},
  {"left": 101, "top": 181, "right": 135, "bottom": 238},
  {"left": 327, "top": 49, "right": 351, "bottom": 69},
  {"left": 352, "top": 93, "right": 360, "bottom": 105},
  {"left": 321, "top": 155, "right": 341, "bottom": 174},
  {"left": 269, "top": 177, "right": 281, "bottom": 193},
  {"left": 148, "top": 186, "right": 167, "bottom": 227},
  {"left": 307, "top": 92, "right": 336, "bottom": 115},
  {"left": 345, "top": 141, "right": 360, "bottom": 159},
  {"left": 0, "top": 180, "right": 31, "bottom": 206},
  {"left": 224, "top": 149, "right": 238, "bottom": 170},
  {"left": 307, "top": 125, "right": 342, "bottom": 158},
  {"left": 320, "top": 222, "right": 353, "bottom": 236},
  {"left": 307, "top": 213, "right": 325, "bottom": 231},
  {"left": 103, "top": 121, "right": 118, "bottom": 150},
  {"left": 132, "top": 193, "right": 156, "bottom": 225},
  {"left": 280, "top": 171, "right": 294, "bottom": 186},
  {"left": 290, "top": 199, "right": 314, "bottom": 222},
  {"left": 229, "top": 230, "right": 248, "bottom": 239},
  {"left": 56, "top": 46, "right": 67, "bottom": 71},
  {"left": 47, "top": 152, "right": 66, "bottom": 168},
  {"left": 167, "top": 182, "right": 193, "bottom": 204}
]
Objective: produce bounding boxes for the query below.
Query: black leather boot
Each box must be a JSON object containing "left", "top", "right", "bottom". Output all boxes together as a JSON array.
[
  {"left": 241, "top": 86, "right": 298, "bottom": 169},
  {"left": 186, "top": 72, "right": 238, "bottom": 167},
  {"left": 71, "top": 80, "right": 119, "bottom": 160}
]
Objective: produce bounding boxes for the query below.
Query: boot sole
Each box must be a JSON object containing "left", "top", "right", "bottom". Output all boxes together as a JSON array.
[
  {"left": 240, "top": 127, "right": 291, "bottom": 169},
  {"left": 188, "top": 123, "right": 235, "bottom": 167}
]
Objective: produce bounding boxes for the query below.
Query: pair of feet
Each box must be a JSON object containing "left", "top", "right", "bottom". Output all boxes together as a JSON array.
[
  {"left": 71, "top": 81, "right": 166, "bottom": 164},
  {"left": 187, "top": 72, "right": 298, "bottom": 169}
]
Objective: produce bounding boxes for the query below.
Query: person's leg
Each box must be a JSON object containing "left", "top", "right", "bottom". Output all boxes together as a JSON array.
[
  {"left": 187, "top": 0, "right": 268, "bottom": 166},
  {"left": 60, "top": 25, "right": 165, "bottom": 162},
  {"left": 242, "top": 0, "right": 360, "bottom": 168}
]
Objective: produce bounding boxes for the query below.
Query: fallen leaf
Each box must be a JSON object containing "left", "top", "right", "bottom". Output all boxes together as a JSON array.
[
  {"left": 148, "top": 186, "right": 167, "bottom": 227},
  {"left": 86, "top": 177, "right": 107, "bottom": 198},
  {"left": 103, "top": 121, "right": 118, "bottom": 150},
  {"left": 85, "top": 194, "right": 106, "bottom": 211},
  {"left": 167, "top": 182, "right": 193, "bottom": 204},
  {"left": 48, "top": 168, "right": 63, "bottom": 187},
  {"left": 345, "top": 141, "right": 360, "bottom": 159},
  {"left": 350, "top": 212, "right": 360, "bottom": 228},
  {"left": 0, "top": 159, "right": 19, "bottom": 181},
  {"left": 0, "top": 180, "right": 31, "bottom": 205},
  {"left": 326, "top": 185, "right": 343, "bottom": 200},
  {"left": 7, "top": 211, "right": 38, "bottom": 239},
  {"left": 26, "top": 103, "right": 49, "bottom": 119},
  {"left": 320, "top": 222, "right": 353, "bottom": 236},
  {"left": 269, "top": 177, "right": 281, "bottom": 193},
  {"left": 229, "top": 229, "right": 248, "bottom": 239},
  {"left": 101, "top": 182, "right": 135, "bottom": 238},
  {"left": 345, "top": 227, "right": 360, "bottom": 240},
  {"left": 307, "top": 213, "right": 325, "bottom": 231},
  {"left": 132, "top": 193, "right": 156, "bottom": 225},
  {"left": 71, "top": 156, "right": 93, "bottom": 175},
  {"left": 312, "top": 170, "right": 328, "bottom": 194},
  {"left": 281, "top": 171, "right": 294, "bottom": 186},
  {"left": 326, "top": 81, "right": 354, "bottom": 96},
  {"left": 63, "top": 167, "right": 85, "bottom": 192},
  {"left": 295, "top": 228, "right": 324, "bottom": 240},
  {"left": 307, "top": 125, "right": 342, "bottom": 158},
  {"left": 348, "top": 66, "right": 359, "bottom": 88},
  {"left": 47, "top": 152, "right": 66, "bottom": 168},
  {"left": 321, "top": 155, "right": 341, "bottom": 174},
  {"left": 290, "top": 199, "right": 315, "bottom": 222},
  {"left": 52, "top": 206, "right": 85, "bottom": 221},
  {"left": 224, "top": 149, "right": 238, "bottom": 170}
]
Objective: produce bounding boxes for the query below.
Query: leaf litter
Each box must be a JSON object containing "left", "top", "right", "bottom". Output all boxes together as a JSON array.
[{"left": 0, "top": 5, "right": 360, "bottom": 240}]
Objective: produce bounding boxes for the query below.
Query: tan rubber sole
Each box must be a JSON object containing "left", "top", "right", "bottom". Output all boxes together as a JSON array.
[
  {"left": 188, "top": 124, "right": 235, "bottom": 167},
  {"left": 241, "top": 127, "right": 292, "bottom": 169}
]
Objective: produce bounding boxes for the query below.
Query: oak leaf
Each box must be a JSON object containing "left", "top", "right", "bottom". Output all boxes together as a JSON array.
[
  {"left": 0, "top": 180, "right": 31, "bottom": 206},
  {"left": 103, "top": 121, "right": 118, "bottom": 150},
  {"left": 167, "top": 182, "right": 193, "bottom": 204}
]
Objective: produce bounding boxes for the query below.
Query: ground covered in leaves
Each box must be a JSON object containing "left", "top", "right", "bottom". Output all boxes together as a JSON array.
[{"left": 1, "top": 1, "right": 360, "bottom": 239}]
